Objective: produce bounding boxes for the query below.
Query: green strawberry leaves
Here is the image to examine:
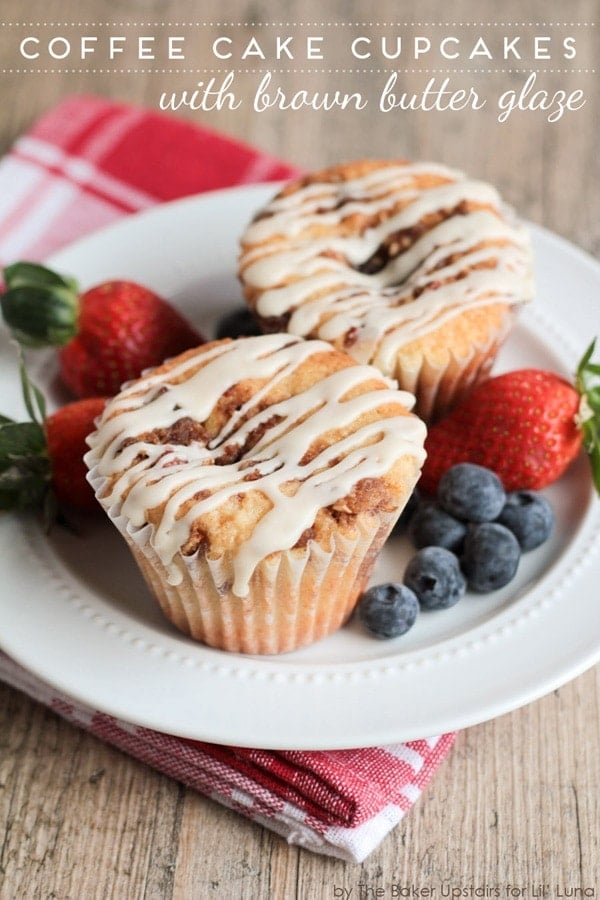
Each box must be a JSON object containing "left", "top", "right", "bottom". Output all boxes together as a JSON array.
[
  {"left": 0, "top": 421, "right": 46, "bottom": 463},
  {"left": 1, "top": 261, "right": 79, "bottom": 347},
  {"left": 0, "top": 420, "right": 50, "bottom": 510},
  {"left": 575, "top": 338, "right": 600, "bottom": 495},
  {"left": 0, "top": 348, "right": 51, "bottom": 512}
]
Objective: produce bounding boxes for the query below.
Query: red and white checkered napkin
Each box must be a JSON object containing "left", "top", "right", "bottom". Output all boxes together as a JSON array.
[{"left": 0, "top": 96, "right": 455, "bottom": 862}]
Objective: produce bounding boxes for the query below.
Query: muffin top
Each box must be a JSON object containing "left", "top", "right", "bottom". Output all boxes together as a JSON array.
[
  {"left": 238, "top": 160, "right": 534, "bottom": 371},
  {"left": 85, "top": 334, "right": 426, "bottom": 596}
]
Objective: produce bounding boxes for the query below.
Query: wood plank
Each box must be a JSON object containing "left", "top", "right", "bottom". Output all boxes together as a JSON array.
[{"left": 0, "top": 686, "right": 185, "bottom": 899}]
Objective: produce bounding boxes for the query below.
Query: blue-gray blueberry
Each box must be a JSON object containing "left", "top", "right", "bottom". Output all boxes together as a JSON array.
[
  {"left": 497, "top": 490, "right": 554, "bottom": 551},
  {"left": 461, "top": 522, "right": 521, "bottom": 592},
  {"left": 438, "top": 462, "right": 506, "bottom": 523},
  {"left": 403, "top": 546, "right": 467, "bottom": 610},
  {"left": 409, "top": 502, "right": 467, "bottom": 551},
  {"left": 357, "top": 583, "right": 419, "bottom": 639}
]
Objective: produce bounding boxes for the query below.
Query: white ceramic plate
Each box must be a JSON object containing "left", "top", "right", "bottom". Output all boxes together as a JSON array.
[{"left": 1, "top": 183, "right": 599, "bottom": 749}]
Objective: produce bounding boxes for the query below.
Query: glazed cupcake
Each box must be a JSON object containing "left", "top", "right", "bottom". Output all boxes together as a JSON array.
[
  {"left": 85, "top": 334, "right": 426, "bottom": 654},
  {"left": 238, "top": 160, "right": 534, "bottom": 421}
]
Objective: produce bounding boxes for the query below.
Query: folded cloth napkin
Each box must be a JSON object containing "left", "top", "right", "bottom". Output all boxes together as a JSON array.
[{"left": 0, "top": 95, "right": 455, "bottom": 863}]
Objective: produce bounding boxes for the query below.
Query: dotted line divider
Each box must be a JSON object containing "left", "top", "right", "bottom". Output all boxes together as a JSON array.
[
  {"left": 0, "top": 21, "right": 596, "bottom": 27},
  {"left": 1, "top": 68, "right": 596, "bottom": 75}
]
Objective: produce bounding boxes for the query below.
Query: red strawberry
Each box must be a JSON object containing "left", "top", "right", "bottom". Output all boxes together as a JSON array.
[
  {"left": 44, "top": 398, "right": 107, "bottom": 510},
  {"left": 0, "top": 358, "right": 106, "bottom": 515},
  {"left": 1, "top": 261, "right": 203, "bottom": 397},
  {"left": 420, "top": 340, "right": 600, "bottom": 495}
]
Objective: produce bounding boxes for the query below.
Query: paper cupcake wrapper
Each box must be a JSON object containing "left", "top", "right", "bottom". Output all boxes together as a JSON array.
[
  {"left": 394, "top": 309, "right": 514, "bottom": 421},
  {"left": 125, "top": 510, "right": 397, "bottom": 655}
]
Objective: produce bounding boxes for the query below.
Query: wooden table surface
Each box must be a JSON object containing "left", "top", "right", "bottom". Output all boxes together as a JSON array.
[{"left": 1, "top": 1, "right": 599, "bottom": 897}]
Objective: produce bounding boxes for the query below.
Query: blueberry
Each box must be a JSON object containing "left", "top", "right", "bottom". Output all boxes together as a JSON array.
[
  {"left": 461, "top": 523, "right": 521, "bottom": 592},
  {"left": 403, "top": 547, "right": 466, "bottom": 610},
  {"left": 215, "top": 307, "right": 262, "bottom": 340},
  {"left": 391, "top": 487, "right": 421, "bottom": 534},
  {"left": 438, "top": 463, "right": 506, "bottom": 523},
  {"left": 409, "top": 502, "right": 467, "bottom": 551},
  {"left": 357, "top": 583, "right": 419, "bottom": 639},
  {"left": 497, "top": 491, "right": 554, "bottom": 551}
]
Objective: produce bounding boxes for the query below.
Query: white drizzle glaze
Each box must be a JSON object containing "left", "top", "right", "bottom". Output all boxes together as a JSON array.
[
  {"left": 85, "top": 335, "right": 427, "bottom": 597},
  {"left": 239, "top": 162, "right": 534, "bottom": 373}
]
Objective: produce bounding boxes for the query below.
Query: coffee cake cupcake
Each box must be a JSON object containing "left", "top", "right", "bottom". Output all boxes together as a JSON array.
[
  {"left": 238, "top": 160, "right": 534, "bottom": 421},
  {"left": 85, "top": 334, "right": 426, "bottom": 654}
]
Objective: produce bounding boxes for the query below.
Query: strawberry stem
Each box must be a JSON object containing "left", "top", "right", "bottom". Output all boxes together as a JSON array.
[
  {"left": 18, "top": 345, "right": 46, "bottom": 425},
  {"left": 1, "top": 261, "right": 79, "bottom": 347},
  {"left": 575, "top": 338, "right": 600, "bottom": 495}
]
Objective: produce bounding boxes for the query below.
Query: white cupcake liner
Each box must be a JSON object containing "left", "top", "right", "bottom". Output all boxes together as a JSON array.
[
  {"left": 123, "top": 509, "right": 398, "bottom": 655},
  {"left": 394, "top": 309, "right": 514, "bottom": 421}
]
